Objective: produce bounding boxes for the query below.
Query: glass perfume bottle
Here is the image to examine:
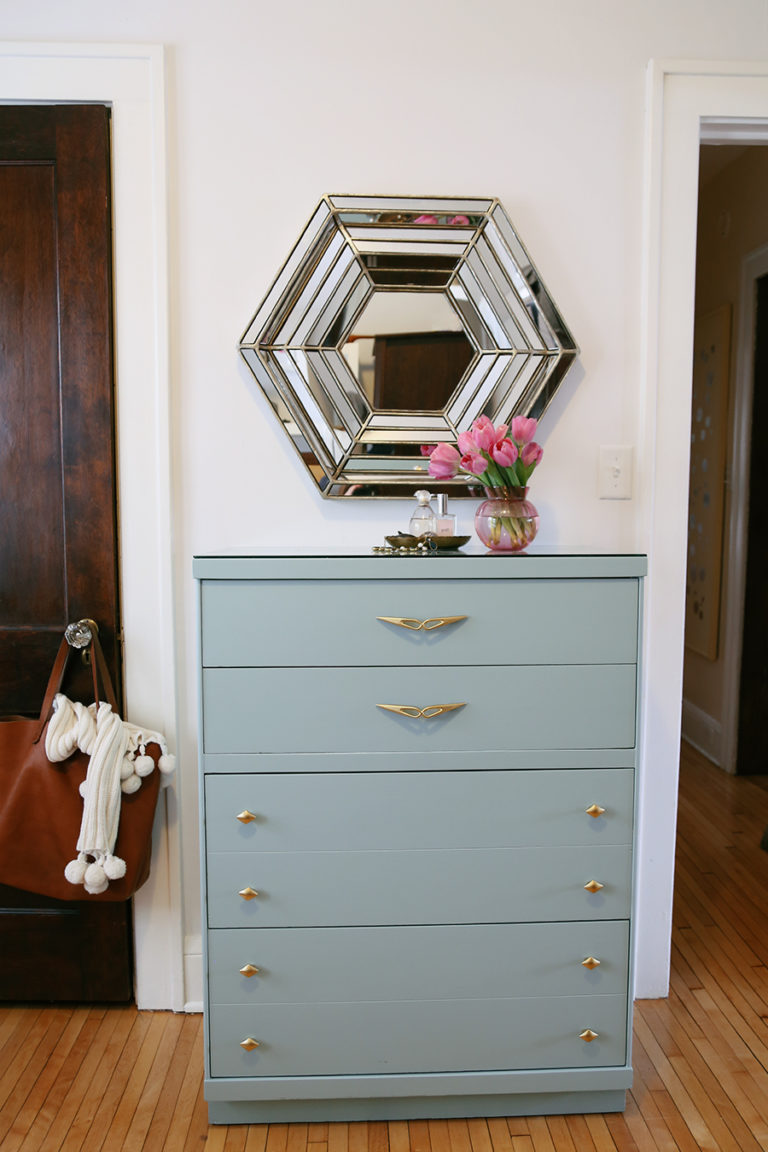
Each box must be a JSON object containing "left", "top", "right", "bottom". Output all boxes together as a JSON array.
[
  {"left": 409, "top": 490, "right": 437, "bottom": 536},
  {"left": 435, "top": 494, "right": 457, "bottom": 536}
]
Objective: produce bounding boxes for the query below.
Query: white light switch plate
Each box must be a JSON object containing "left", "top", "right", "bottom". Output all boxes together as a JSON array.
[{"left": 599, "top": 446, "right": 633, "bottom": 499}]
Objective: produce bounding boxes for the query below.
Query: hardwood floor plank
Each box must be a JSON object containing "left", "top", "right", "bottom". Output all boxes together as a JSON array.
[
  {"left": 85, "top": 1011, "right": 167, "bottom": 1151},
  {"left": 0, "top": 1008, "right": 61, "bottom": 1108},
  {"left": 204, "top": 1127, "right": 229, "bottom": 1151},
  {"left": 369, "top": 1120, "right": 390, "bottom": 1152},
  {"left": 4, "top": 1008, "right": 89, "bottom": 1152},
  {"left": 286, "top": 1122, "right": 309, "bottom": 1152},
  {"left": 561, "top": 1114, "right": 597, "bottom": 1151},
  {"left": 265, "top": 1121, "right": 290, "bottom": 1152},
  {"left": 63, "top": 1006, "right": 144, "bottom": 1151},
  {"left": 162, "top": 1020, "right": 208, "bottom": 1152},
  {"left": 0, "top": 1008, "right": 70, "bottom": 1145},
  {"left": 446, "top": 1118, "right": 472, "bottom": 1152},
  {"left": 407, "top": 1120, "right": 430, "bottom": 1152},
  {"left": 427, "top": 1119, "right": 452, "bottom": 1152},
  {"left": 245, "top": 1127, "right": 271, "bottom": 1152},
  {"left": 525, "top": 1116, "right": 556, "bottom": 1152},
  {"left": 0, "top": 1009, "right": 32, "bottom": 1063},
  {"left": 347, "top": 1122, "right": 369, "bottom": 1152},
  {"left": 626, "top": 1084, "right": 681, "bottom": 1152},
  {"left": 36, "top": 1009, "right": 125, "bottom": 1152},
  {"left": 328, "top": 1123, "right": 350, "bottom": 1152},
  {"left": 504, "top": 1120, "right": 531, "bottom": 1137},
  {"left": 624, "top": 1089, "right": 673, "bottom": 1152},
  {"left": 603, "top": 1110, "right": 646, "bottom": 1151},
  {"left": 583, "top": 1113, "right": 621, "bottom": 1152},
  {"left": 485, "top": 1118, "right": 514, "bottom": 1151},
  {"left": 542, "top": 1116, "right": 576, "bottom": 1152},
  {"left": 641, "top": 1087, "right": 700, "bottom": 1152},
  {"left": 0, "top": 1009, "right": 49, "bottom": 1080},
  {"left": 141, "top": 1012, "right": 203, "bottom": 1152},
  {"left": 120, "top": 1012, "right": 187, "bottom": 1152},
  {"left": 224, "top": 1128, "right": 248, "bottom": 1152},
  {"left": 672, "top": 932, "right": 768, "bottom": 1067},
  {"left": 465, "top": 1118, "right": 493, "bottom": 1152},
  {"left": 632, "top": 1011, "right": 719, "bottom": 1151},
  {"left": 630, "top": 1032, "right": 666, "bottom": 1095},
  {"left": 188, "top": 1078, "right": 214, "bottom": 1148}
]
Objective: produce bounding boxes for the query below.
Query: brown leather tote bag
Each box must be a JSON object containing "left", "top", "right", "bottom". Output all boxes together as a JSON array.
[{"left": 0, "top": 633, "right": 161, "bottom": 901}]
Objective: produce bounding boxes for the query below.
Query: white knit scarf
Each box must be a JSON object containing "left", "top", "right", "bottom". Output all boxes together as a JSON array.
[{"left": 45, "top": 694, "right": 175, "bottom": 894}]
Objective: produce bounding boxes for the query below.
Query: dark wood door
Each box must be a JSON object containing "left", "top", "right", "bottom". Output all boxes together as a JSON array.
[
  {"left": 373, "top": 330, "right": 474, "bottom": 411},
  {"left": 0, "top": 105, "right": 133, "bottom": 1000}
]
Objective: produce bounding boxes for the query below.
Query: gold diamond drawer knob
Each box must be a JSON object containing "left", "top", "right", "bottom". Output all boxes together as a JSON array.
[
  {"left": 584, "top": 880, "right": 604, "bottom": 893},
  {"left": 239, "top": 887, "right": 260, "bottom": 901},
  {"left": 580, "top": 1029, "right": 599, "bottom": 1043},
  {"left": 239, "top": 964, "right": 260, "bottom": 978},
  {"left": 236, "top": 810, "right": 258, "bottom": 824},
  {"left": 581, "top": 956, "right": 601, "bottom": 970},
  {"left": 585, "top": 804, "right": 606, "bottom": 818},
  {"left": 240, "top": 1037, "right": 260, "bottom": 1051}
]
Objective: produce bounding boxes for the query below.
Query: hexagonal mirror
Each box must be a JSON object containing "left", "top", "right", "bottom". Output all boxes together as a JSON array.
[{"left": 239, "top": 195, "right": 578, "bottom": 497}]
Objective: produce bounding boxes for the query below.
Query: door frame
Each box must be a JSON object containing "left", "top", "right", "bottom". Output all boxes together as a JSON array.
[
  {"left": 0, "top": 42, "right": 182, "bottom": 1010},
  {"left": 639, "top": 59, "right": 768, "bottom": 998}
]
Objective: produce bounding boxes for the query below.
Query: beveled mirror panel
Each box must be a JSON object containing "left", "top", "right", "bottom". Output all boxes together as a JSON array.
[{"left": 240, "top": 195, "right": 579, "bottom": 497}]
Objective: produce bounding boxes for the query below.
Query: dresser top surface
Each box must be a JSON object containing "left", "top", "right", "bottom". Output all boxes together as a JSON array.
[{"left": 193, "top": 550, "right": 647, "bottom": 580}]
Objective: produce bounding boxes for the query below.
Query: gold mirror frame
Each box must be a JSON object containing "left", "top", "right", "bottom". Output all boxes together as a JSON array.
[{"left": 239, "top": 195, "right": 579, "bottom": 497}]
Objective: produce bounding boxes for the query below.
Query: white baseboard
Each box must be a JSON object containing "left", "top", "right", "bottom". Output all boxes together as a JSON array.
[
  {"left": 184, "top": 934, "right": 203, "bottom": 1010},
  {"left": 681, "top": 698, "right": 722, "bottom": 766}
]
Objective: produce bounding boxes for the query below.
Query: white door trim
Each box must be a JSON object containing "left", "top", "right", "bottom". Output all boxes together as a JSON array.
[
  {"left": 0, "top": 42, "right": 183, "bottom": 1010},
  {"left": 638, "top": 59, "right": 768, "bottom": 998}
]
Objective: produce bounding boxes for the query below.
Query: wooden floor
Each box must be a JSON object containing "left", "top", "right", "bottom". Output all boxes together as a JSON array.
[{"left": 2, "top": 744, "right": 768, "bottom": 1151}]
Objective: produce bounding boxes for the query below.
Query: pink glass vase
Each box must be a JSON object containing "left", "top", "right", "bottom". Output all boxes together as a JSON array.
[{"left": 474, "top": 486, "right": 539, "bottom": 553}]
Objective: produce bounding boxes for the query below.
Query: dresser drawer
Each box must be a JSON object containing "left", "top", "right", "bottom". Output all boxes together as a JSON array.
[
  {"left": 207, "top": 844, "right": 632, "bottom": 927},
  {"left": 208, "top": 994, "right": 629, "bottom": 1078},
  {"left": 201, "top": 578, "right": 639, "bottom": 669},
  {"left": 207, "top": 921, "right": 630, "bottom": 1005},
  {"left": 202, "top": 664, "right": 637, "bottom": 754},
  {"left": 205, "top": 770, "right": 634, "bottom": 853}
]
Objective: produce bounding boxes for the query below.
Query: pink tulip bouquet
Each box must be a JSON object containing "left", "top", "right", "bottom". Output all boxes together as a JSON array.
[
  {"left": 424, "top": 416, "right": 544, "bottom": 551},
  {"left": 426, "top": 415, "right": 543, "bottom": 493}
]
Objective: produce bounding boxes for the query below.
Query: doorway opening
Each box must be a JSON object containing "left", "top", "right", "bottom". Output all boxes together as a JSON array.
[{"left": 681, "top": 143, "right": 768, "bottom": 776}]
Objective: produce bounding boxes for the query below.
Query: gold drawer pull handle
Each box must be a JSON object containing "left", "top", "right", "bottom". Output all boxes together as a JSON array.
[
  {"left": 580, "top": 1029, "right": 599, "bottom": 1043},
  {"left": 581, "top": 956, "right": 601, "bottom": 970},
  {"left": 377, "top": 615, "right": 467, "bottom": 632},
  {"left": 584, "top": 880, "right": 604, "bottom": 894},
  {"left": 236, "top": 810, "right": 258, "bottom": 824},
  {"left": 240, "top": 964, "right": 260, "bottom": 977},
  {"left": 239, "top": 887, "right": 260, "bottom": 901},
  {"left": 240, "top": 1037, "right": 260, "bottom": 1051},
  {"left": 377, "top": 702, "right": 466, "bottom": 720},
  {"left": 585, "top": 804, "right": 606, "bottom": 818}
]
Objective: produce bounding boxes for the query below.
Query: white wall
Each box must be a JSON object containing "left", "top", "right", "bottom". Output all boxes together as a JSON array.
[{"left": 4, "top": 0, "right": 768, "bottom": 1006}]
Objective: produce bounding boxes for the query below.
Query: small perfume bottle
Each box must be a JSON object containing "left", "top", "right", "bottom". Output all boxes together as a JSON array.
[
  {"left": 435, "top": 493, "right": 457, "bottom": 536},
  {"left": 409, "top": 490, "right": 437, "bottom": 536}
]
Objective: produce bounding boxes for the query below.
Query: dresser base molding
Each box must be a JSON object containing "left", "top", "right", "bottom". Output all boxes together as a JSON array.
[
  {"left": 205, "top": 1065, "right": 633, "bottom": 1121},
  {"left": 207, "top": 1089, "right": 628, "bottom": 1123}
]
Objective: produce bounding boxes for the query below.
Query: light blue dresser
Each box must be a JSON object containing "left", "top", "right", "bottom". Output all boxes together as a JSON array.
[{"left": 194, "top": 551, "right": 646, "bottom": 1123}]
